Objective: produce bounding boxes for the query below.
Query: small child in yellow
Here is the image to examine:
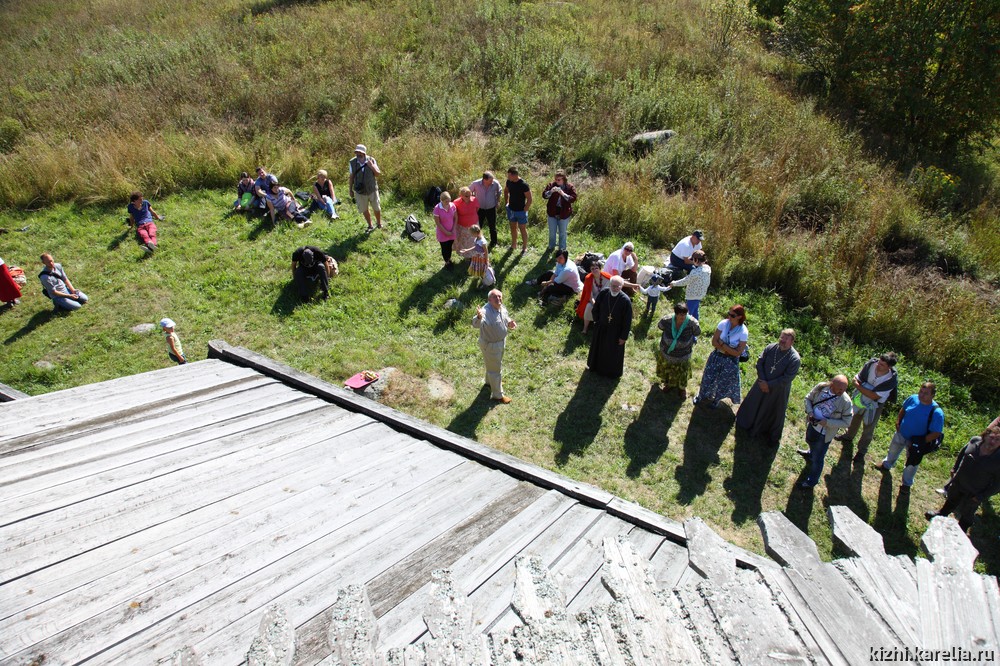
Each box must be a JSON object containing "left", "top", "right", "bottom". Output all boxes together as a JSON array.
[{"left": 160, "top": 318, "right": 187, "bottom": 365}]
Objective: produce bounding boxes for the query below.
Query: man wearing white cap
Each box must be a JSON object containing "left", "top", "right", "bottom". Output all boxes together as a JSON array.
[
  {"left": 160, "top": 318, "right": 186, "bottom": 365},
  {"left": 348, "top": 144, "right": 382, "bottom": 233}
]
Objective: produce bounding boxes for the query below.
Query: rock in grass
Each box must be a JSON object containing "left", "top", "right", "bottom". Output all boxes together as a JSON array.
[
  {"left": 427, "top": 376, "right": 454, "bottom": 401},
  {"left": 444, "top": 298, "right": 464, "bottom": 309},
  {"left": 33, "top": 360, "right": 56, "bottom": 370},
  {"left": 359, "top": 367, "right": 395, "bottom": 401},
  {"left": 630, "top": 129, "right": 676, "bottom": 154},
  {"left": 131, "top": 323, "right": 156, "bottom": 334}
]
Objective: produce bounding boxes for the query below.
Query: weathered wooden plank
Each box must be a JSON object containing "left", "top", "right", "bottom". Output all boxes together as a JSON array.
[
  {"left": 327, "top": 586, "right": 379, "bottom": 666},
  {"left": 564, "top": 527, "right": 665, "bottom": 614},
  {"left": 208, "top": 341, "right": 616, "bottom": 508},
  {"left": 921, "top": 515, "right": 978, "bottom": 572},
  {"left": 0, "top": 394, "right": 327, "bottom": 526},
  {"left": 645, "top": 536, "right": 689, "bottom": 593},
  {"left": 0, "top": 435, "right": 436, "bottom": 645},
  {"left": 247, "top": 605, "right": 296, "bottom": 666},
  {"left": 0, "top": 381, "right": 29, "bottom": 402},
  {"left": 0, "top": 360, "right": 259, "bottom": 446},
  {"left": 827, "top": 505, "right": 886, "bottom": 561},
  {"left": 366, "top": 481, "right": 546, "bottom": 618},
  {"left": 672, "top": 579, "right": 738, "bottom": 664},
  {"left": 370, "top": 490, "right": 577, "bottom": 654},
  {"left": 1, "top": 408, "right": 370, "bottom": 582},
  {"left": 0, "top": 421, "right": 408, "bottom": 615},
  {"left": 0, "top": 375, "right": 289, "bottom": 490},
  {"left": 7, "top": 456, "right": 487, "bottom": 665},
  {"left": 684, "top": 517, "right": 734, "bottom": 583},
  {"left": 154, "top": 464, "right": 520, "bottom": 665}
]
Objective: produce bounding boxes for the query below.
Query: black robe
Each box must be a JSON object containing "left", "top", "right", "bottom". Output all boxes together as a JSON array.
[
  {"left": 735, "top": 342, "right": 801, "bottom": 444},
  {"left": 588, "top": 290, "right": 632, "bottom": 377}
]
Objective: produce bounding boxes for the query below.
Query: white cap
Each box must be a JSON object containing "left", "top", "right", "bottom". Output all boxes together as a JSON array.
[
  {"left": 159, "top": 318, "right": 176, "bottom": 329},
  {"left": 354, "top": 144, "right": 367, "bottom": 154}
]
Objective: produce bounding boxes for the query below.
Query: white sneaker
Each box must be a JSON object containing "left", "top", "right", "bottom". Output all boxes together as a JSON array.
[{"left": 934, "top": 487, "right": 948, "bottom": 497}]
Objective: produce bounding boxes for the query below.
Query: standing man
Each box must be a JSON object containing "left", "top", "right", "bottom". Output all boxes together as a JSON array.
[
  {"left": 797, "top": 375, "right": 854, "bottom": 488},
  {"left": 587, "top": 275, "right": 632, "bottom": 378},
  {"left": 470, "top": 171, "right": 502, "bottom": 248},
  {"left": 925, "top": 424, "right": 1000, "bottom": 532},
  {"left": 874, "top": 382, "right": 945, "bottom": 490},
  {"left": 736, "top": 329, "right": 802, "bottom": 446},
  {"left": 348, "top": 144, "right": 382, "bottom": 233},
  {"left": 504, "top": 167, "right": 532, "bottom": 253},
  {"left": 473, "top": 289, "right": 517, "bottom": 404},
  {"left": 668, "top": 230, "right": 704, "bottom": 276},
  {"left": 291, "top": 246, "right": 337, "bottom": 302},
  {"left": 541, "top": 170, "right": 577, "bottom": 252},
  {"left": 835, "top": 352, "right": 899, "bottom": 464},
  {"left": 39, "top": 253, "right": 89, "bottom": 312}
]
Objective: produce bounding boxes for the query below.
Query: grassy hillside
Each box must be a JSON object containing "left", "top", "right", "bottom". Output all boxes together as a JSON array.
[
  {"left": 1, "top": 194, "right": 997, "bottom": 574},
  {"left": 1, "top": 0, "right": 998, "bottom": 398}
]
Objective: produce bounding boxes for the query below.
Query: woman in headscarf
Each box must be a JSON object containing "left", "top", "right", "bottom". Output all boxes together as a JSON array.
[{"left": 656, "top": 302, "right": 701, "bottom": 398}]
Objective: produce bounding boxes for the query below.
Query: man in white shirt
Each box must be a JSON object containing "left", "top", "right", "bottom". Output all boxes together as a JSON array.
[
  {"left": 668, "top": 230, "right": 704, "bottom": 275},
  {"left": 537, "top": 250, "right": 582, "bottom": 305}
]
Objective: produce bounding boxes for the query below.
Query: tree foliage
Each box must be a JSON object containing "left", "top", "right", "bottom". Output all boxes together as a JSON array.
[{"left": 781, "top": 0, "right": 1000, "bottom": 157}]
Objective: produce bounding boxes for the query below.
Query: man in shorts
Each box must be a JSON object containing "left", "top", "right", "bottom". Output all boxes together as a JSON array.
[
  {"left": 504, "top": 167, "right": 532, "bottom": 253},
  {"left": 348, "top": 144, "right": 382, "bottom": 233}
]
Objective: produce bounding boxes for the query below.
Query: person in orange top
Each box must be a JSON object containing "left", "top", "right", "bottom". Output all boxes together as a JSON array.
[{"left": 577, "top": 260, "right": 611, "bottom": 334}]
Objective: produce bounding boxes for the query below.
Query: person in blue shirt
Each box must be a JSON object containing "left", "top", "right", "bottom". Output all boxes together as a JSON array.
[{"left": 874, "top": 382, "right": 944, "bottom": 489}]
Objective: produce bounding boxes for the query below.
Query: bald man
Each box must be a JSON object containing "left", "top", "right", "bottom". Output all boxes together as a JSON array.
[
  {"left": 797, "top": 375, "right": 854, "bottom": 489},
  {"left": 472, "top": 289, "right": 517, "bottom": 403}
]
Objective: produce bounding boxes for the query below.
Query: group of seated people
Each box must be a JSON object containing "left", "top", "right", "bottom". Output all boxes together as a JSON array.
[{"left": 235, "top": 167, "right": 341, "bottom": 228}]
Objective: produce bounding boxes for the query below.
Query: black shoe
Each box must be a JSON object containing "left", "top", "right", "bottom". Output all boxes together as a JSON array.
[
  {"left": 872, "top": 462, "right": 889, "bottom": 472},
  {"left": 834, "top": 434, "right": 851, "bottom": 443},
  {"left": 799, "top": 481, "right": 816, "bottom": 489},
  {"left": 898, "top": 485, "right": 911, "bottom": 494},
  {"left": 796, "top": 449, "right": 811, "bottom": 460},
  {"left": 924, "top": 511, "right": 939, "bottom": 521}
]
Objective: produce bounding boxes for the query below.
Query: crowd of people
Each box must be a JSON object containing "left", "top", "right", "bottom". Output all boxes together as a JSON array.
[{"left": 3, "top": 141, "right": 998, "bottom": 535}]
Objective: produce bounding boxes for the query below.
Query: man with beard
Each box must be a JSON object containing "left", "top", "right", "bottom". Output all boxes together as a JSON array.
[
  {"left": 736, "top": 328, "right": 801, "bottom": 446},
  {"left": 587, "top": 275, "right": 632, "bottom": 378}
]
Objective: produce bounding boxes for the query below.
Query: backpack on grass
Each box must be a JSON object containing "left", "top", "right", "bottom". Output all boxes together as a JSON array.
[{"left": 403, "top": 214, "right": 426, "bottom": 242}]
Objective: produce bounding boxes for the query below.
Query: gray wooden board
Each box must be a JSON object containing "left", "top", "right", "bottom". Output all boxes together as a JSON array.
[
  {"left": 0, "top": 374, "right": 288, "bottom": 488},
  {"left": 208, "top": 341, "right": 617, "bottom": 508},
  {"left": 672, "top": 581, "right": 738, "bottom": 664},
  {"left": 111, "top": 464, "right": 520, "bottom": 665},
  {"left": 916, "top": 557, "right": 1000, "bottom": 656},
  {"left": 0, "top": 382, "right": 30, "bottom": 402},
  {"left": 365, "top": 481, "right": 547, "bottom": 617},
  {"left": 646, "top": 534, "right": 690, "bottom": 592},
  {"left": 371, "top": 490, "right": 577, "bottom": 652},
  {"left": 1, "top": 408, "right": 371, "bottom": 582},
  {"left": 564, "top": 527, "right": 666, "bottom": 615},
  {"left": 833, "top": 557, "right": 919, "bottom": 647},
  {"left": 0, "top": 394, "right": 327, "bottom": 525},
  {"left": 0, "top": 421, "right": 403, "bottom": 614},
  {"left": 5, "top": 452, "right": 486, "bottom": 664},
  {"left": 0, "top": 361, "right": 259, "bottom": 446},
  {"left": 488, "top": 512, "right": 640, "bottom": 636},
  {"left": 0, "top": 435, "right": 435, "bottom": 644}
]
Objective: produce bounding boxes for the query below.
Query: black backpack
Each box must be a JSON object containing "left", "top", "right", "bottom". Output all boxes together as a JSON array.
[
  {"left": 403, "top": 214, "right": 426, "bottom": 242},
  {"left": 424, "top": 186, "right": 443, "bottom": 211}
]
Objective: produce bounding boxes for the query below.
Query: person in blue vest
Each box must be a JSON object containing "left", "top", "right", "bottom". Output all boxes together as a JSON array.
[{"left": 873, "top": 381, "right": 944, "bottom": 490}]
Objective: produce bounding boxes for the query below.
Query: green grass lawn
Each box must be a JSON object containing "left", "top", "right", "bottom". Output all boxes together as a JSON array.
[{"left": 2, "top": 190, "right": 998, "bottom": 573}]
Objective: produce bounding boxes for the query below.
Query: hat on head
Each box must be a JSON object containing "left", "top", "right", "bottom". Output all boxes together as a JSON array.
[
  {"left": 355, "top": 144, "right": 367, "bottom": 154},
  {"left": 692, "top": 229, "right": 704, "bottom": 240},
  {"left": 159, "top": 318, "right": 176, "bottom": 329}
]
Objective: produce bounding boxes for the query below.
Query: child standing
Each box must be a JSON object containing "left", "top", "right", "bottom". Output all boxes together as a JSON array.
[
  {"left": 460, "top": 224, "right": 491, "bottom": 287},
  {"left": 639, "top": 274, "right": 669, "bottom": 317},
  {"left": 160, "top": 318, "right": 187, "bottom": 365}
]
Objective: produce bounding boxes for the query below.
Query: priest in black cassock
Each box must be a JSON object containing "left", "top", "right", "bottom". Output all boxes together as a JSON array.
[
  {"left": 735, "top": 328, "right": 802, "bottom": 446},
  {"left": 587, "top": 275, "right": 632, "bottom": 378}
]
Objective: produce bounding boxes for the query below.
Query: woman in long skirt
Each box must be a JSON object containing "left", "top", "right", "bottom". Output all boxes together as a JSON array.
[
  {"left": 693, "top": 304, "right": 748, "bottom": 408},
  {"left": 656, "top": 302, "right": 702, "bottom": 398}
]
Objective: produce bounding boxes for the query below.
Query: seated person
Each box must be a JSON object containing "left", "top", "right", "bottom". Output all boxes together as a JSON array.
[
  {"left": 266, "top": 178, "right": 311, "bottom": 227},
  {"left": 251, "top": 166, "right": 272, "bottom": 211},
  {"left": 127, "top": 191, "right": 164, "bottom": 255},
  {"left": 235, "top": 172, "right": 255, "bottom": 211},
  {"left": 668, "top": 230, "right": 704, "bottom": 276},
  {"left": 534, "top": 250, "right": 582, "bottom": 306},
  {"left": 604, "top": 242, "right": 640, "bottom": 295},
  {"left": 39, "top": 253, "right": 89, "bottom": 311},
  {"left": 308, "top": 170, "right": 339, "bottom": 219},
  {"left": 291, "top": 246, "right": 338, "bottom": 302}
]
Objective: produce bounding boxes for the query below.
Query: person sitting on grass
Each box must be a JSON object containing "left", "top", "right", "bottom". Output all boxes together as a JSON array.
[
  {"left": 308, "top": 169, "right": 340, "bottom": 220},
  {"left": 576, "top": 260, "right": 611, "bottom": 334},
  {"left": 38, "top": 253, "right": 89, "bottom": 312},
  {"left": 160, "top": 318, "right": 186, "bottom": 365},
  {"left": 235, "top": 172, "right": 255, "bottom": 211},
  {"left": 127, "top": 191, "right": 164, "bottom": 255},
  {"left": 531, "top": 250, "right": 582, "bottom": 306},
  {"left": 604, "top": 242, "right": 640, "bottom": 295},
  {"left": 291, "top": 246, "right": 338, "bottom": 302},
  {"left": 266, "top": 177, "right": 311, "bottom": 228}
]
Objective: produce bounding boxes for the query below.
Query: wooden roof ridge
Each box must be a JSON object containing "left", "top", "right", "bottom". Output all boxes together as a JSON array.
[{"left": 206, "top": 340, "right": 760, "bottom": 564}]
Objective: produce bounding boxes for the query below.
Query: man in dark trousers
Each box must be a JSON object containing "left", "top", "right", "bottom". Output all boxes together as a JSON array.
[
  {"left": 587, "top": 276, "right": 632, "bottom": 378},
  {"left": 291, "top": 246, "right": 337, "bottom": 302},
  {"left": 925, "top": 424, "right": 1000, "bottom": 532},
  {"left": 736, "top": 328, "right": 802, "bottom": 446}
]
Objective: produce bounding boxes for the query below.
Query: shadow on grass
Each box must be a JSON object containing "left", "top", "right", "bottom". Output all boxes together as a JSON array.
[
  {"left": 971, "top": 501, "right": 1000, "bottom": 574},
  {"left": 783, "top": 462, "right": 815, "bottom": 534},
  {"left": 675, "top": 406, "right": 734, "bottom": 505},
  {"left": 553, "top": 371, "right": 619, "bottom": 465},
  {"left": 270, "top": 281, "right": 304, "bottom": 318},
  {"left": 723, "top": 428, "right": 782, "bottom": 524},
  {"left": 326, "top": 229, "right": 371, "bottom": 263},
  {"left": 562, "top": 321, "right": 588, "bottom": 355},
  {"left": 399, "top": 266, "right": 471, "bottom": 318},
  {"left": 446, "top": 385, "right": 494, "bottom": 438},
  {"left": 822, "top": 440, "right": 870, "bottom": 523},
  {"left": 107, "top": 229, "right": 130, "bottom": 251},
  {"left": 247, "top": 215, "right": 274, "bottom": 242},
  {"left": 632, "top": 311, "right": 656, "bottom": 342},
  {"left": 509, "top": 253, "right": 554, "bottom": 308},
  {"left": 4, "top": 308, "right": 59, "bottom": 345},
  {"left": 623, "top": 385, "right": 681, "bottom": 478},
  {"left": 872, "top": 470, "right": 920, "bottom": 558}
]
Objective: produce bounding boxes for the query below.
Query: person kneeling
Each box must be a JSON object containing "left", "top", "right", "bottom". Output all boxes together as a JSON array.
[{"left": 291, "top": 246, "right": 337, "bottom": 302}]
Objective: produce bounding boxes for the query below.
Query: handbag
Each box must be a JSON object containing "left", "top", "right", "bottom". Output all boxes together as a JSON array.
[
  {"left": 739, "top": 346, "right": 751, "bottom": 363},
  {"left": 909, "top": 406, "right": 943, "bottom": 453},
  {"left": 482, "top": 265, "right": 496, "bottom": 287}
]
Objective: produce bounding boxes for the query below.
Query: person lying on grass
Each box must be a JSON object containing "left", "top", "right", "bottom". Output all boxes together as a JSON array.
[
  {"left": 266, "top": 178, "right": 312, "bottom": 228},
  {"left": 127, "top": 191, "right": 164, "bottom": 256}
]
